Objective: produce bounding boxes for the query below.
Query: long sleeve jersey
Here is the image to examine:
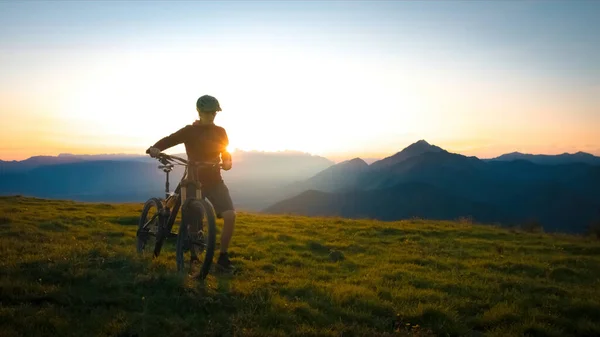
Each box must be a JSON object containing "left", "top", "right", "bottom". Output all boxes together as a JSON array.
[{"left": 152, "top": 123, "right": 231, "bottom": 186}]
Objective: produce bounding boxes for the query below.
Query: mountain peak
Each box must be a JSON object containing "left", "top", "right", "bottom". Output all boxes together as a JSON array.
[
  {"left": 408, "top": 139, "right": 444, "bottom": 152},
  {"left": 346, "top": 157, "right": 368, "bottom": 165},
  {"left": 291, "top": 157, "right": 370, "bottom": 193},
  {"left": 370, "top": 140, "right": 445, "bottom": 170},
  {"left": 335, "top": 157, "right": 369, "bottom": 170}
]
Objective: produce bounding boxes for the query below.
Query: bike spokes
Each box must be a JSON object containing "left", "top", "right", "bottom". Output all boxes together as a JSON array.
[
  {"left": 137, "top": 198, "right": 164, "bottom": 257},
  {"left": 141, "top": 214, "right": 159, "bottom": 231}
]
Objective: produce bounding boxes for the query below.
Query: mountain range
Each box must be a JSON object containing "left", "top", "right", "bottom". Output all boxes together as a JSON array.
[
  {"left": 0, "top": 153, "right": 154, "bottom": 174},
  {"left": 0, "top": 151, "right": 333, "bottom": 208},
  {"left": 265, "top": 141, "right": 600, "bottom": 233},
  {"left": 488, "top": 151, "right": 600, "bottom": 166},
  {"left": 2, "top": 143, "right": 600, "bottom": 233}
]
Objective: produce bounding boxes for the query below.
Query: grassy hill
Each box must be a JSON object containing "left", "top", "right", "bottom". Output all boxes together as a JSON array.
[{"left": 1, "top": 196, "right": 600, "bottom": 337}]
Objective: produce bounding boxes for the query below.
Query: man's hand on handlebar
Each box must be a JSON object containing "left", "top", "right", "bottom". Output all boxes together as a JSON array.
[
  {"left": 146, "top": 147, "right": 161, "bottom": 158},
  {"left": 145, "top": 148, "right": 226, "bottom": 169}
]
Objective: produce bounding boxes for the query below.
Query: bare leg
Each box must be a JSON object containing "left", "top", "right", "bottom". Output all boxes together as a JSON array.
[{"left": 220, "top": 210, "right": 236, "bottom": 253}]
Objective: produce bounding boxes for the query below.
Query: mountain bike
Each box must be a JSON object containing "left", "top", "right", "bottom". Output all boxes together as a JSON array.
[{"left": 136, "top": 152, "right": 220, "bottom": 279}]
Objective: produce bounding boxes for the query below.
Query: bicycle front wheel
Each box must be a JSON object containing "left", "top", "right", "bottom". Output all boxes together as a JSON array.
[
  {"left": 137, "top": 198, "right": 165, "bottom": 257},
  {"left": 176, "top": 198, "right": 216, "bottom": 279}
]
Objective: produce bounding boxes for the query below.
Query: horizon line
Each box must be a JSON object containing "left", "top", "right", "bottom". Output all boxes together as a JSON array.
[{"left": 2, "top": 146, "right": 600, "bottom": 163}]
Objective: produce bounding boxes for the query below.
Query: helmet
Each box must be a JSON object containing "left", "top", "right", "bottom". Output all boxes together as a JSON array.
[{"left": 196, "top": 95, "right": 222, "bottom": 112}]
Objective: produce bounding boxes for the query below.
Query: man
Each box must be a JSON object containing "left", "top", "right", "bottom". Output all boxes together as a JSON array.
[{"left": 146, "top": 94, "right": 236, "bottom": 271}]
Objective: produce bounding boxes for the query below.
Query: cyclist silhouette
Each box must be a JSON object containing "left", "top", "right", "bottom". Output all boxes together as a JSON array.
[{"left": 146, "top": 95, "right": 236, "bottom": 271}]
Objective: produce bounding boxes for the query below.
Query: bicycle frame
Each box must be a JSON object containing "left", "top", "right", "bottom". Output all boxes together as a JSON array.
[
  {"left": 137, "top": 152, "right": 220, "bottom": 278},
  {"left": 164, "top": 184, "right": 183, "bottom": 230},
  {"left": 163, "top": 165, "right": 206, "bottom": 234},
  {"left": 151, "top": 154, "right": 212, "bottom": 256},
  {"left": 153, "top": 183, "right": 183, "bottom": 257},
  {"left": 141, "top": 152, "right": 219, "bottom": 228}
]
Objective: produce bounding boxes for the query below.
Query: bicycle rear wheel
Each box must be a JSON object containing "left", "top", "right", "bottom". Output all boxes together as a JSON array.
[
  {"left": 176, "top": 198, "right": 216, "bottom": 279},
  {"left": 137, "top": 198, "right": 165, "bottom": 257}
]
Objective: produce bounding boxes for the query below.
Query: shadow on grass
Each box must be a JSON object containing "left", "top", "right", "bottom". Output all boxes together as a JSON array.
[
  {"left": 109, "top": 216, "right": 140, "bottom": 226},
  {"left": 307, "top": 240, "right": 330, "bottom": 254},
  {"left": 0, "top": 216, "right": 11, "bottom": 226},
  {"left": 39, "top": 221, "right": 69, "bottom": 232},
  {"left": 9, "top": 251, "right": 239, "bottom": 336}
]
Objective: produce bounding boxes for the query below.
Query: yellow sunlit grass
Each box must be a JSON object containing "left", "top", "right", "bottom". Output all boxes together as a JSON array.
[{"left": 2, "top": 196, "right": 600, "bottom": 336}]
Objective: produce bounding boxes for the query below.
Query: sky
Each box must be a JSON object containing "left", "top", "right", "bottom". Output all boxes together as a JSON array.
[{"left": 1, "top": 1, "right": 599, "bottom": 162}]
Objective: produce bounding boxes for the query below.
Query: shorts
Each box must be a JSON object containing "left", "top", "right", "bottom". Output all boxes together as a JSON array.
[{"left": 201, "top": 182, "right": 234, "bottom": 216}]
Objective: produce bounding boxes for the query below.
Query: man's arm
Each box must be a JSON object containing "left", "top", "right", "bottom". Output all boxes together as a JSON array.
[
  {"left": 221, "top": 128, "right": 232, "bottom": 170},
  {"left": 149, "top": 126, "right": 191, "bottom": 152}
]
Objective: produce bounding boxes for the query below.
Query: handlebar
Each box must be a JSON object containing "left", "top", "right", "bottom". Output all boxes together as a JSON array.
[
  {"left": 154, "top": 152, "right": 223, "bottom": 169},
  {"left": 156, "top": 153, "right": 187, "bottom": 164}
]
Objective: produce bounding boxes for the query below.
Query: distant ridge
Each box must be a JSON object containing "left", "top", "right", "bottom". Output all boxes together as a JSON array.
[
  {"left": 0, "top": 150, "right": 335, "bottom": 210},
  {"left": 285, "top": 157, "right": 370, "bottom": 194},
  {"left": 489, "top": 151, "right": 600, "bottom": 165}
]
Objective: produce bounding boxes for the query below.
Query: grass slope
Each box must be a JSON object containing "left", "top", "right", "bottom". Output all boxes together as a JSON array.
[{"left": 1, "top": 196, "right": 600, "bottom": 337}]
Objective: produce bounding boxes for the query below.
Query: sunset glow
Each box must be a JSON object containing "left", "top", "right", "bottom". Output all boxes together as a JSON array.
[{"left": 1, "top": 1, "right": 599, "bottom": 161}]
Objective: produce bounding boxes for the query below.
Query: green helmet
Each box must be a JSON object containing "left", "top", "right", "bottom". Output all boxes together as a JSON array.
[{"left": 196, "top": 95, "right": 222, "bottom": 112}]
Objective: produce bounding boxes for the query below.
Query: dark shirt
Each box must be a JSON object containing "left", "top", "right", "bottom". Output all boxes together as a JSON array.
[{"left": 152, "top": 123, "right": 230, "bottom": 186}]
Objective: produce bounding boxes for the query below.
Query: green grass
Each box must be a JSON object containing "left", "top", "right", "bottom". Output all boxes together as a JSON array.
[{"left": 1, "top": 196, "right": 600, "bottom": 336}]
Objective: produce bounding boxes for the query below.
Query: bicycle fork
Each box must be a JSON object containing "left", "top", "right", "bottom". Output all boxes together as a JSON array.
[{"left": 178, "top": 177, "right": 204, "bottom": 274}]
